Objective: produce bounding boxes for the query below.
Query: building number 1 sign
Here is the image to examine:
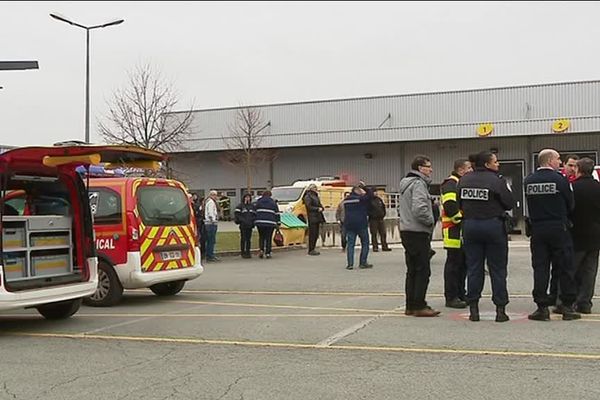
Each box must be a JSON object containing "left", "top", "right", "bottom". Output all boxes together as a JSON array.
[{"left": 477, "top": 123, "right": 494, "bottom": 137}]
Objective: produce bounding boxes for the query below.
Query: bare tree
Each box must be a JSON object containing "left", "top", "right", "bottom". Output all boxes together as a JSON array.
[
  {"left": 222, "top": 107, "right": 276, "bottom": 192},
  {"left": 98, "top": 64, "right": 194, "bottom": 152}
]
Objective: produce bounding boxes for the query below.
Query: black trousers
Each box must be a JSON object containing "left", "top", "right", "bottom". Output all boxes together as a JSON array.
[
  {"left": 400, "top": 231, "right": 432, "bottom": 310},
  {"left": 308, "top": 222, "right": 321, "bottom": 252},
  {"left": 530, "top": 222, "right": 577, "bottom": 307},
  {"left": 463, "top": 218, "right": 509, "bottom": 306},
  {"left": 369, "top": 219, "right": 389, "bottom": 250},
  {"left": 574, "top": 250, "right": 600, "bottom": 309},
  {"left": 240, "top": 227, "right": 253, "bottom": 255},
  {"left": 444, "top": 248, "right": 467, "bottom": 301},
  {"left": 199, "top": 223, "right": 207, "bottom": 259},
  {"left": 257, "top": 226, "right": 274, "bottom": 255}
]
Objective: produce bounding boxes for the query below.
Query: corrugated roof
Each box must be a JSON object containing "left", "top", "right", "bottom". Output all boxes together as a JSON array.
[{"left": 167, "top": 80, "right": 600, "bottom": 152}]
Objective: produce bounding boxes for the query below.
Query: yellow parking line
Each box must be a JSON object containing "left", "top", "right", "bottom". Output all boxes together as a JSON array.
[
  {"left": 1, "top": 313, "right": 400, "bottom": 318},
  {"left": 9, "top": 331, "right": 600, "bottom": 361},
  {"left": 171, "top": 300, "right": 404, "bottom": 314},
  {"left": 144, "top": 289, "right": 599, "bottom": 300}
]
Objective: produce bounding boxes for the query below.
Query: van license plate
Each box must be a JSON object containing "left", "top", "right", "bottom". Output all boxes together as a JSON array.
[{"left": 161, "top": 251, "right": 182, "bottom": 261}]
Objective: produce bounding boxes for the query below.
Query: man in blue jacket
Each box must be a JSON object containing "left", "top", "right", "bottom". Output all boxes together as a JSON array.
[{"left": 343, "top": 182, "right": 374, "bottom": 270}]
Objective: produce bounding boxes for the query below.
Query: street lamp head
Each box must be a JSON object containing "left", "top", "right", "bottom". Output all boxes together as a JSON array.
[
  {"left": 50, "top": 13, "right": 75, "bottom": 26},
  {"left": 100, "top": 19, "right": 125, "bottom": 28}
]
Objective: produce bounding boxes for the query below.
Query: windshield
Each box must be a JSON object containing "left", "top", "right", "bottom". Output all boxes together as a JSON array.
[
  {"left": 271, "top": 187, "right": 305, "bottom": 203},
  {"left": 137, "top": 186, "right": 191, "bottom": 226}
]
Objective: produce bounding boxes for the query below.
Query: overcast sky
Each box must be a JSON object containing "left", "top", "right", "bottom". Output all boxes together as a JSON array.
[{"left": 2, "top": 1, "right": 600, "bottom": 147}]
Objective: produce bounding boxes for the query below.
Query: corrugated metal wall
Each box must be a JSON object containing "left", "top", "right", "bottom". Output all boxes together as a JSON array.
[
  {"left": 170, "top": 133, "right": 599, "bottom": 197},
  {"left": 172, "top": 81, "right": 600, "bottom": 151}
]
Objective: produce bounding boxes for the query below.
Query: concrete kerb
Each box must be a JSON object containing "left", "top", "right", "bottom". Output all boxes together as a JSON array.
[
  {"left": 214, "top": 236, "right": 530, "bottom": 257},
  {"left": 216, "top": 244, "right": 306, "bottom": 258}
]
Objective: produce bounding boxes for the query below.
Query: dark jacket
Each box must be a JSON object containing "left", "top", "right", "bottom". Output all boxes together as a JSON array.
[
  {"left": 368, "top": 195, "right": 386, "bottom": 220},
  {"left": 192, "top": 199, "right": 203, "bottom": 227},
  {"left": 234, "top": 201, "right": 256, "bottom": 229},
  {"left": 303, "top": 190, "right": 325, "bottom": 224},
  {"left": 457, "top": 168, "right": 514, "bottom": 220},
  {"left": 571, "top": 176, "right": 600, "bottom": 251},
  {"left": 344, "top": 188, "right": 374, "bottom": 231},
  {"left": 254, "top": 196, "right": 280, "bottom": 228},
  {"left": 524, "top": 168, "right": 573, "bottom": 225}
]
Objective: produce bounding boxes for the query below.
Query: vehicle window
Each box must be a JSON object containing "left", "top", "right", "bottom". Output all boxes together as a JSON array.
[
  {"left": 3, "top": 192, "right": 25, "bottom": 215},
  {"left": 137, "top": 186, "right": 190, "bottom": 226},
  {"left": 89, "top": 188, "right": 122, "bottom": 225},
  {"left": 271, "top": 187, "right": 305, "bottom": 203},
  {"left": 1, "top": 178, "right": 71, "bottom": 216}
]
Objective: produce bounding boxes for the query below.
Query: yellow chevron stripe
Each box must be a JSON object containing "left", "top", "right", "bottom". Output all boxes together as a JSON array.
[{"left": 142, "top": 253, "right": 155, "bottom": 271}]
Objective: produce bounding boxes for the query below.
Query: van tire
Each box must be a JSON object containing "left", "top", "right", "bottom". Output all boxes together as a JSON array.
[
  {"left": 84, "top": 261, "right": 123, "bottom": 307},
  {"left": 37, "top": 298, "right": 82, "bottom": 320},
  {"left": 150, "top": 280, "right": 186, "bottom": 296}
]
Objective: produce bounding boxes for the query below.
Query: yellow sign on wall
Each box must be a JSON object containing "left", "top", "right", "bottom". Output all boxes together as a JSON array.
[
  {"left": 552, "top": 119, "right": 570, "bottom": 133},
  {"left": 477, "top": 123, "right": 494, "bottom": 137}
]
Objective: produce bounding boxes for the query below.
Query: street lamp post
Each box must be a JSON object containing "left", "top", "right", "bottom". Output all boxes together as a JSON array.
[{"left": 50, "top": 13, "right": 124, "bottom": 143}]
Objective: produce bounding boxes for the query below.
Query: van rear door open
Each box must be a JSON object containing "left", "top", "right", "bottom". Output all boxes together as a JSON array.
[{"left": 0, "top": 144, "right": 164, "bottom": 318}]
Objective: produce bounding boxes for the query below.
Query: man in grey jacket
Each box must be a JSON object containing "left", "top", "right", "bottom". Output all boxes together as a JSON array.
[{"left": 399, "top": 155, "right": 440, "bottom": 317}]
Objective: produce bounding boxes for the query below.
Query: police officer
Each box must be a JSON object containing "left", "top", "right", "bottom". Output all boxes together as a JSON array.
[
  {"left": 441, "top": 158, "right": 472, "bottom": 309},
  {"left": 524, "top": 149, "right": 580, "bottom": 321},
  {"left": 457, "top": 151, "right": 515, "bottom": 322}
]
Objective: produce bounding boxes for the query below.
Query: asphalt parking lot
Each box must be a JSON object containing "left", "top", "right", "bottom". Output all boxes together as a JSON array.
[{"left": 1, "top": 241, "right": 600, "bottom": 400}]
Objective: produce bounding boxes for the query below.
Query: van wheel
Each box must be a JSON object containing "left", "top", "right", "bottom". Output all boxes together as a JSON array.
[
  {"left": 84, "top": 261, "right": 123, "bottom": 307},
  {"left": 37, "top": 298, "right": 82, "bottom": 320},
  {"left": 150, "top": 280, "right": 186, "bottom": 296}
]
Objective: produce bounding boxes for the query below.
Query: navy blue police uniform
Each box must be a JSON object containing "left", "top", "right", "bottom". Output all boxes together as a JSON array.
[
  {"left": 524, "top": 167, "right": 577, "bottom": 311},
  {"left": 457, "top": 167, "right": 515, "bottom": 309}
]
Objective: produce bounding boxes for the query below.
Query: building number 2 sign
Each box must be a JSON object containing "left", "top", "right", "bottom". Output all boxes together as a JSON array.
[{"left": 552, "top": 119, "right": 570, "bottom": 133}]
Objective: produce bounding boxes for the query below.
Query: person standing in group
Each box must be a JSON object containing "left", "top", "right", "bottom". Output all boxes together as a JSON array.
[
  {"left": 441, "top": 158, "right": 472, "bottom": 309},
  {"left": 191, "top": 193, "right": 206, "bottom": 259},
  {"left": 368, "top": 191, "right": 391, "bottom": 252},
  {"left": 571, "top": 157, "right": 600, "bottom": 314},
  {"left": 457, "top": 151, "right": 514, "bottom": 322},
  {"left": 398, "top": 155, "right": 440, "bottom": 317},
  {"left": 548, "top": 154, "right": 580, "bottom": 307},
  {"left": 234, "top": 193, "right": 256, "bottom": 259},
  {"left": 524, "top": 149, "right": 580, "bottom": 321},
  {"left": 203, "top": 190, "right": 221, "bottom": 262},
  {"left": 336, "top": 192, "right": 350, "bottom": 251},
  {"left": 343, "top": 182, "right": 374, "bottom": 270},
  {"left": 303, "top": 184, "right": 325, "bottom": 256},
  {"left": 254, "top": 191, "right": 280, "bottom": 259},
  {"left": 570, "top": 158, "right": 600, "bottom": 314},
  {"left": 563, "top": 154, "right": 579, "bottom": 183}
]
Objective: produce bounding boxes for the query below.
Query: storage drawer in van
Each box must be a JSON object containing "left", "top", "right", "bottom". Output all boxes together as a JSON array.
[
  {"left": 27, "top": 216, "right": 72, "bottom": 231},
  {"left": 2, "top": 227, "right": 25, "bottom": 248},
  {"left": 3, "top": 252, "right": 27, "bottom": 280},
  {"left": 31, "top": 252, "right": 71, "bottom": 277}
]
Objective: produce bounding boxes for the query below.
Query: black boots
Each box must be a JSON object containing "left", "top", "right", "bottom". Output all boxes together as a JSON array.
[
  {"left": 495, "top": 306, "right": 510, "bottom": 322},
  {"left": 528, "top": 306, "right": 550, "bottom": 321},
  {"left": 469, "top": 304, "right": 509, "bottom": 322},
  {"left": 561, "top": 305, "right": 581, "bottom": 321},
  {"left": 469, "top": 303, "right": 479, "bottom": 321}
]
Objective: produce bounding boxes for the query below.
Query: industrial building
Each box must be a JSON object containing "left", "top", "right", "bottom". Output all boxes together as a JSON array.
[{"left": 167, "top": 80, "right": 600, "bottom": 227}]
